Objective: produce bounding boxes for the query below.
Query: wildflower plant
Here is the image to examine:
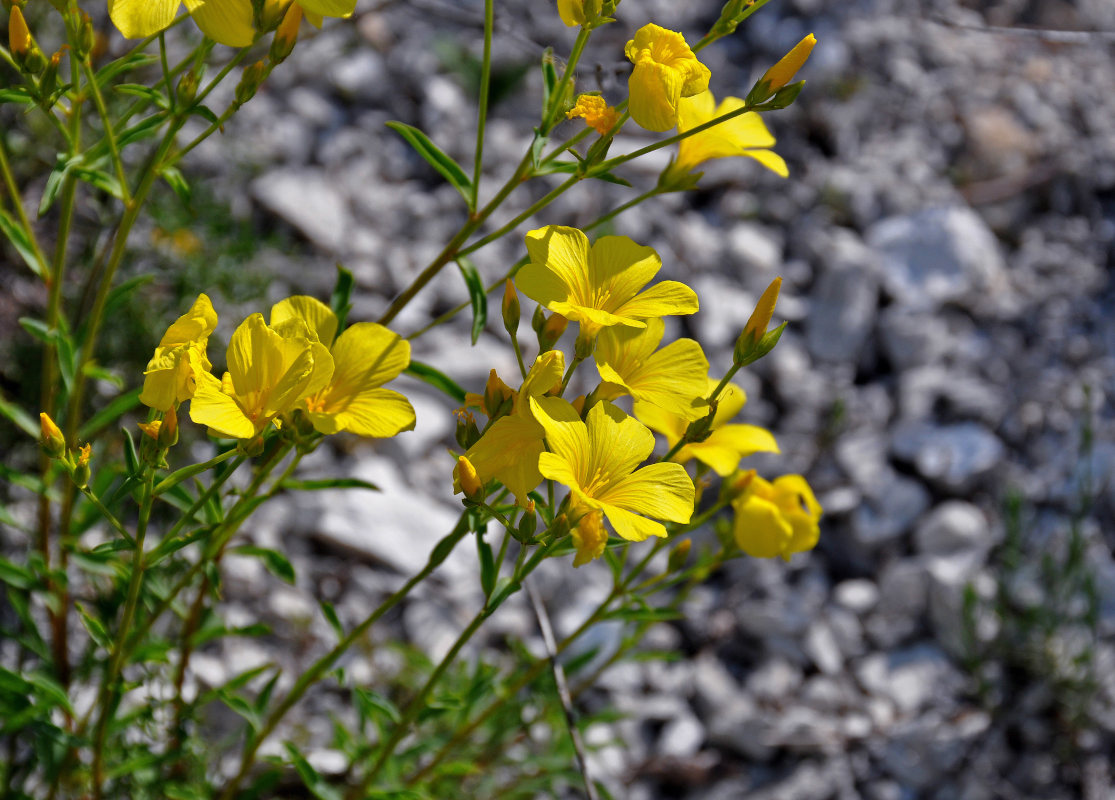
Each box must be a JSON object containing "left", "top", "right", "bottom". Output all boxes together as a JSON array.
[{"left": 0, "top": 0, "right": 822, "bottom": 796}]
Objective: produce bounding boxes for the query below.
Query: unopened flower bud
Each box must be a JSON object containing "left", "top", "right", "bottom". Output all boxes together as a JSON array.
[
  {"left": 501, "top": 280, "right": 520, "bottom": 336},
  {"left": 71, "top": 444, "right": 91, "bottom": 489},
  {"left": 75, "top": 10, "right": 95, "bottom": 60},
  {"left": 9, "top": 5, "right": 46, "bottom": 74},
  {"left": 177, "top": 69, "right": 200, "bottom": 106},
  {"left": 573, "top": 329, "right": 595, "bottom": 361},
  {"left": 234, "top": 61, "right": 267, "bottom": 107},
  {"left": 269, "top": 2, "right": 301, "bottom": 64},
  {"left": 40, "top": 412, "right": 65, "bottom": 458},
  {"left": 456, "top": 455, "right": 484, "bottom": 500},
  {"left": 531, "top": 304, "right": 547, "bottom": 335},
  {"left": 454, "top": 408, "right": 480, "bottom": 449},
  {"left": 38, "top": 50, "right": 61, "bottom": 100},
  {"left": 157, "top": 406, "right": 179, "bottom": 449},
  {"left": 556, "top": 0, "right": 602, "bottom": 27},
  {"left": 761, "top": 34, "right": 815, "bottom": 92},
  {"left": 734, "top": 277, "right": 783, "bottom": 366},
  {"left": 538, "top": 312, "right": 568, "bottom": 351},
  {"left": 667, "top": 538, "right": 692, "bottom": 572},
  {"left": 239, "top": 435, "right": 265, "bottom": 457}
]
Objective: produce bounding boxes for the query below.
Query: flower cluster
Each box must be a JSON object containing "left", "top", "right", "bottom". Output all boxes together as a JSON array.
[
  {"left": 455, "top": 224, "right": 822, "bottom": 567},
  {"left": 140, "top": 294, "right": 414, "bottom": 445}
]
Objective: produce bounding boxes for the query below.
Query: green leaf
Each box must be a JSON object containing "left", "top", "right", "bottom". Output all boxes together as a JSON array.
[
  {"left": 0, "top": 88, "right": 35, "bottom": 106},
  {"left": 26, "top": 673, "right": 72, "bottom": 714},
  {"left": 78, "top": 389, "right": 142, "bottom": 440},
  {"left": 278, "top": 478, "right": 379, "bottom": 493},
  {"left": 284, "top": 743, "right": 345, "bottom": 800},
  {"left": 38, "top": 154, "right": 78, "bottom": 216},
  {"left": 404, "top": 360, "right": 465, "bottom": 403},
  {"left": 0, "top": 208, "right": 44, "bottom": 277},
  {"left": 603, "top": 606, "right": 683, "bottom": 622},
  {"left": 0, "top": 557, "right": 36, "bottom": 590},
  {"left": 94, "top": 53, "right": 158, "bottom": 86},
  {"left": 319, "top": 601, "right": 343, "bottom": 639},
  {"left": 455, "top": 257, "right": 487, "bottom": 345},
  {"left": 231, "top": 545, "right": 296, "bottom": 585},
  {"left": 385, "top": 121, "right": 471, "bottom": 202},
  {"left": 354, "top": 688, "right": 401, "bottom": 725},
  {"left": 0, "top": 390, "right": 39, "bottom": 439},
  {"left": 76, "top": 603, "right": 112, "bottom": 649},
  {"left": 540, "top": 47, "right": 558, "bottom": 121},
  {"left": 82, "top": 363, "right": 124, "bottom": 389},
  {"left": 113, "top": 83, "right": 170, "bottom": 109},
  {"left": 73, "top": 166, "right": 125, "bottom": 201},
  {"left": 161, "top": 165, "right": 191, "bottom": 206},
  {"left": 476, "top": 530, "right": 496, "bottom": 599},
  {"left": 330, "top": 264, "right": 354, "bottom": 332}
]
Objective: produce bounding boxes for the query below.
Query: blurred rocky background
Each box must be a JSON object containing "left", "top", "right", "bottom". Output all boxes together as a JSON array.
[{"left": 4, "top": 0, "right": 1115, "bottom": 796}]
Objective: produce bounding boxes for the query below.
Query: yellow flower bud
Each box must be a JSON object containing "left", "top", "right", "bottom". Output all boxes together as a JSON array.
[
  {"left": 556, "top": 0, "right": 602, "bottom": 27},
  {"left": 137, "top": 420, "right": 162, "bottom": 440},
  {"left": 8, "top": 5, "right": 30, "bottom": 57},
  {"left": 760, "top": 34, "right": 816, "bottom": 93},
  {"left": 158, "top": 405, "right": 179, "bottom": 449},
  {"left": 501, "top": 280, "right": 520, "bottom": 336},
  {"left": 734, "top": 277, "right": 782, "bottom": 366},
  {"left": 40, "top": 412, "right": 65, "bottom": 458},
  {"left": 234, "top": 61, "right": 268, "bottom": 107},
  {"left": 539, "top": 312, "right": 568, "bottom": 351},
  {"left": 668, "top": 538, "right": 692, "bottom": 572},
  {"left": 269, "top": 2, "right": 301, "bottom": 64},
  {"left": 456, "top": 455, "right": 484, "bottom": 500}
]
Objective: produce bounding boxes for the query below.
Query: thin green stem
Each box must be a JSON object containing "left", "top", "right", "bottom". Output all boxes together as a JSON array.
[
  {"left": 560, "top": 355, "right": 584, "bottom": 395},
  {"left": 541, "top": 27, "right": 591, "bottom": 134},
  {"left": 82, "top": 60, "right": 132, "bottom": 204},
  {"left": 469, "top": 0, "right": 494, "bottom": 212},
  {"left": 159, "top": 33, "right": 176, "bottom": 111},
  {"left": 160, "top": 454, "right": 245, "bottom": 542},
  {"left": 78, "top": 486, "right": 136, "bottom": 547},
  {"left": 216, "top": 516, "right": 473, "bottom": 800},
  {"left": 90, "top": 467, "right": 155, "bottom": 799},
  {"left": 457, "top": 173, "right": 581, "bottom": 258},
  {"left": 0, "top": 136, "right": 51, "bottom": 277},
  {"left": 510, "top": 331, "right": 528, "bottom": 379}
]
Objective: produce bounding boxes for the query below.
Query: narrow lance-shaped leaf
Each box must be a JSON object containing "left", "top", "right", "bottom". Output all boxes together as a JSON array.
[
  {"left": 456, "top": 256, "right": 487, "bottom": 345},
  {"left": 385, "top": 121, "right": 471, "bottom": 202},
  {"left": 405, "top": 360, "right": 466, "bottom": 403}
]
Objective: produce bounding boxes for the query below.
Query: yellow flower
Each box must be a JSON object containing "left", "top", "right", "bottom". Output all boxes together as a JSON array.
[
  {"left": 557, "top": 0, "right": 601, "bottom": 27},
  {"left": 40, "top": 412, "right": 65, "bottom": 458},
  {"left": 673, "top": 90, "right": 788, "bottom": 178},
  {"left": 531, "top": 396, "right": 695, "bottom": 542},
  {"left": 460, "top": 350, "right": 565, "bottom": 507},
  {"left": 760, "top": 33, "right": 816, "bottom": 92},
  {"left": 270, "top": 296, "right": 415, "bottom": 438},
  {"left": 732, "top": 473, "right": 822, "bottom": 561},
  {"left": 108, "top": 0, "right": 355, "bottom": 46},
  {"left": 517, "top": 225, "right": 698, "bottom": 339},
  {"left": 571, "top": 509, "right": 608, "bottom": 567},
  {"left": 624, "top": 24, "right": 710, "bottom": 132},
  {"left": 189, "top": 313, "right": 333, "bottom": 439},
  {"left": 140, "top": 294, "right": 218, "bottom": 412},
  {"left": 634, "top": 379, "right": 779, "bottom": 476},
  {"left": 566, "top": 94, "right": 621, "bottom": 136},
  {"left": 594, "top": 318, "right": 709, "bottom": 420}
]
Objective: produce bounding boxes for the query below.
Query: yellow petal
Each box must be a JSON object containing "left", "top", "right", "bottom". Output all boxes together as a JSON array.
[
  {"left": 109, "top": 0, "right": 182, "bottom": 38},
  {"left": 309, "top": 387, "right": 415, "bottom": 438},
  {"left": 596, "top": 323, "right": 709, "bottom": 420},
  {"left": 683, "top": 424, "right": 780, "bottom": 476},
  {"left": 519, "top": 350, "right": 566, "bottom": 404},
  {"left": 520, "top": 225, "right": 591, "bottom": 307},
  {"left": 597, "top": 501, "right": 668, "bottom": 542},
  {"left": 585, "top": 401, "right": 656, "bottom": 480},
  {"left": 612, "top": 280, "right": 698, "bottom": 320},
  {"left": 628, "top": 59, "right": 684, "bottom": 132},
  {"left": 329, "top": 322, "right": 409, "bottom": 393},
  {"left": 296, "top": 0, "right": 356, "bottom": 17},
  {"left": 631, "top": 399, "right": 688, "bottom": 446},
  {"left": 270, "top": 295, "right": 338, "bottom": 346},
  {"left": 589, "top": 235, "right": 663, "bottom": 312},
  {"left": 676, "top": 93, "right": 788, "bottom": 177},
  {"left": 571, "top": 509, "right": 608, "bottom": 566},
  {"left": 732, "top": 493, "right": 792, "bottom": 559},
  {"left": 189, "top": 372, "right": 256, "bottom": 439},
  {"left": 184, "top": 0, "right": 256, "bottom": 47},
  {"left": 531, "top": 395, "right": 589, "bottom": 482},
  {"left": 469, "top": 414, "right": 547, "bottom": 507},
  {"left": 159, "top": 293, "right": 218, "bottom": 348},
  {"left": 600, "top": 462, "right": 694, "bottom": 524}
]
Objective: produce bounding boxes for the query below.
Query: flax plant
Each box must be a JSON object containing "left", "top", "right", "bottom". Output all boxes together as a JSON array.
[{"left": 0, "top": 0, "right": 823, "bottom": 796}]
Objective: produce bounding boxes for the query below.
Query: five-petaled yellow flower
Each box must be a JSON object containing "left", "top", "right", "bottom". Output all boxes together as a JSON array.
[
  {"left": 635, "top": 379, "right": 779, "bottom": 476},
  {"left": 594, "top": 318, "right": 709, "bottom": 420},
  {"left": 531, "top": 396, "right": 695, "bottom": 545},
  {"left": 270, "top": 296, "right": 416, "bottom": 438},
  {"left": 672, "top": 90, "right": 788, "bottom": 178},
  {"left": 459, "top": 351, "right": 565, "bottom": 507},
  {"left": 140, "top": 294, "right": 218, "bottom": 412},
  {"left": 732, "top": 473, "right": 822, "bottom": 560},
  {"left": 108, "top": 0, "right": 355, "bottom": 47},
  {"left": 189, "top": 312, "right": 332, "bottom": 439},
  {"left": 517, "top": 225, "right": 698, "bottom": 339},
  {"left": 624, "top": 24, "right": 710, "bottom": 132}
]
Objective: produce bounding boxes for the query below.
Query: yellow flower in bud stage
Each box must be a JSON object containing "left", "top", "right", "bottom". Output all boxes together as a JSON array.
[
  {"left": 624, "top": 24, "right": 710, "bottom": 132},
  {"left": 531, "top": 396, "right": 695, "bottom": 542},
  {"left": 8, "top": 5, "right": 31, "bottom": 57},
  {"left": 594, "top": 318, "right": 709, "bottom": 421},
  {"left": 566, "top": 94, "right": 621, "bottom": 136},
  {"left": 571, "top": 509, "right": 608, "bottom": 567},
  {"left": 40, "top": 412, "right": 65, "bottom": 458},
  {"left": 557, "top": 0, "right": 601, "bottom": 27},
  {"left": 269, "top": 296, "right": 415, "bottom": 438},
  {"left": 456, "top": 455, "right": 484, "bottom": 499},
  {"left": 760, "top": 33, "right": 816, "bottom": 92},
  {"left": 634, "top": 379, "right": 779, "bottom": 476},
  {"left": 732, "top": 473, "right": 822, "bottom": 561},
  {"left": 189, "top": 313, "right": 333, "bottom": 439},
  {"left": 517, "top": 226, "right": 698, "bottom": 339},
  {"left": 672, "top": 91, "right": 788, "bottom": 178},
  {"left": 108, "top": 0, "right": 354, "bottom": 46},
  {"left": 460, "top": 351, "right": 565, "bottom": 507},
  {"left": 140, "top": 294, "right": 218, "bottom": 412}
]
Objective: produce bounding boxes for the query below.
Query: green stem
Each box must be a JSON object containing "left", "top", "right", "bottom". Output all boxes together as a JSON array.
[
  {"left": 82, "top": 59, "right": 132, "bottom": 204},
  {"left": 541, "top": 27, "right": 591, "bottom": 135},
  {"left": 510, "top": 331, "right": 528, "bottom": 379},
  {"left": 78, "top": 486, "right": 136, "bottom": 547},
  {"left": 469, "top": 0, "right": 494, "bottom": 212},
  {"left": 216, "top": 516, "right": 473, "bottom": 800},
  {"left": 89, "top": 467, "right": 155, "bottom": 799},
  {"left": 0, "top": 135, "right": 51, "bottom": 277},
  {"left": 457, "top": 173, "right": 581, "bottom": 258}
]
